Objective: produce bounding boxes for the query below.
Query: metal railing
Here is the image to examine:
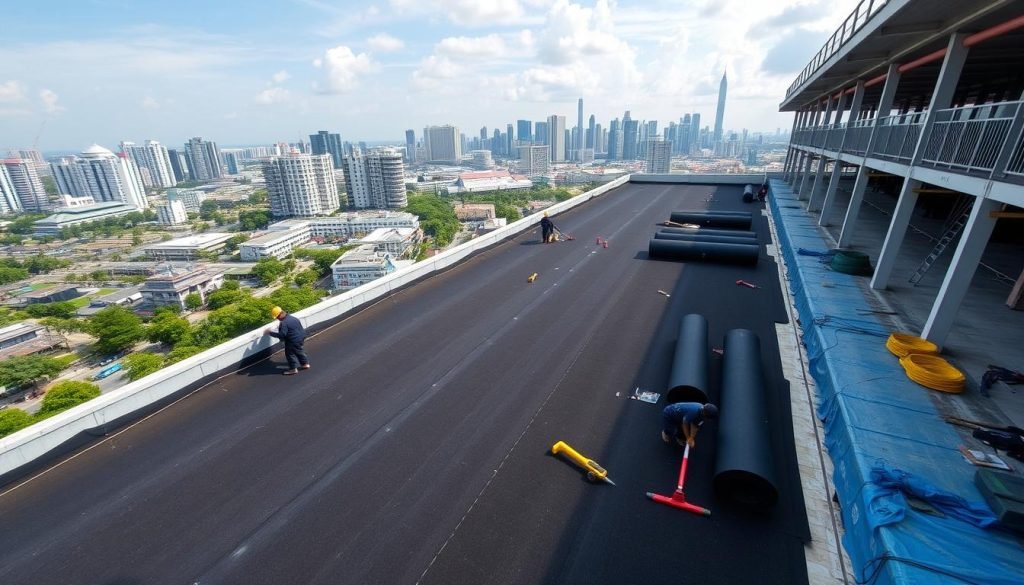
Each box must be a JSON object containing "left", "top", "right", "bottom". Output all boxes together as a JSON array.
[
  {"left": 825, "top": 124, "right": 846, "bottom": 150},
  {"left": 1007, "top": 129, "right": 1024, "bottom": 178},
  {"left": 785, "top": 0, "right": 890, "bottom": 99},
  {"left": 920, "top": 102, "right": 1021, "bottom": 173},
  {"left": 843, "top": 118, "right": 875, "bottom": 155},
  {"left": 869, "top": 113, "right": 924, "bottom": 161}
]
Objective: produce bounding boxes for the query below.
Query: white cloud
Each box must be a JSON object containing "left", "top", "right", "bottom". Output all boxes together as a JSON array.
[
  {"left": 0, "top": 80, "right": 27, "bottom": 102},
  {"left": 366, "top": 33, "right": 405, "bottom": 53},
  {"left": 390, "top": 0, "right": 533, "bottom": 27},
  {"left": 271, "top": 70, "right": 291, "bottom": 84},
  {"left": 39, "top": 89, "right": 64, "bottom": 113},
  {"left": 436, "top": 35, "right": 507, "bottom": 59},
  {"left": 313, "top": 45, "right": 376, "bottom": 94},
  {"left": 255, "top": 87, "right": 291, "bottom": 105},
  {"left": 141, "top": 96, "right": 161, "bottom": 110},
  {"left": 411, "top": 56, "right": 464, "bottom": 92}
]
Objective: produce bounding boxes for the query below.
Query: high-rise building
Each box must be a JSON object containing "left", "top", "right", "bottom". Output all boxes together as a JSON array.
[
  {"left": 587, "top": 114, "right": 596, "bottom": 149},
  {"left": 184, "top": 137, "right": 223, "bottom": 181},
  {"left": 50, "top": 145, "right": 147, "bottom": 209},
  {"left": 309, "top": 130, "right": 344, "bottom": 169},
  {"left": 0, "top": 163, "right": 24, "bottom": 214},
  {"left": 405, "top": 130, "right": 416, "bottom": 163},
  {"left": 120, "top": 140, "right": 175, "bottom": 188},
  {"left": 594, "top": 123, "right": 603, "bottom": 154},
  {"left": 156, "top": 199, "right": 188, "bottom": 225},
  {"left": 167, "top": 188, "right": 205, "bottom": 213},
  {"left": 714, "top": 72, "right": 727, "bottom": 144},
  {"left": 471, "top": 150, "right": 495, "bottom": 169},
  {"left": 548, "top": 115, "right": 566, "bottom": 162},
  {"left": 423, "top": 125, "right": 462, "bottom": 163},
  {"left": 480, "top": 127, "right": 488, "bottom": 142},
  {"left": 344, "top": 148, "right": 407, "bottom": 210},
  {"left": 518, "top": 146, "right": 550, "bottom": 177},
  {"left": 645, "top": 138, "right": 672, "bottom": 173},
  {"left": 224, "top": 152, "right": 240, "bottom": 175},
  {"left": 576, "top": 98, "right": 584, "bottom": 160},
  {"left": 166, "top": 149, "right": 186, "bottom": 183},
  {"left": 506, "top": 124, "right": 514, "bottom": 157},
  {"left": 691, "top": 113, "right": 702, "bottom": 151},
  {"left": 607, "top": 118, "right": 621, "bottom": 160},
  {"left": 622, "top": 112, "right": 639, "bottom": 160},
  {"left": 264, "top": 152, "right": 338, "bottom": 217},
  {"left": 535, "top": 121, "right": 549, "bottom": 145},
  {"left": 492, "top": 128, "right": 503, "bottom": 156},
  {"left": 2, "top": 159, "right": 47, "bottom": 212},
  {"left": 517, "top": 120, "right": 532, "bottom": 142}
]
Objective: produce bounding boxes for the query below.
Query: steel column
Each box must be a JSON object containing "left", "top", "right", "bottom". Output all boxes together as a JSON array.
[
  {"left": 836, "top": 166, "right": 870, "bottom": 244},
  {"left": 870, "top": 179, "right": 921, "bottom": 290},
  {"left": 921, "top": 197, "right": 1000, "bottom": 347}
]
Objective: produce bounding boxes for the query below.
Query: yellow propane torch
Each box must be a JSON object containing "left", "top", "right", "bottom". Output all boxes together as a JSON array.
[{"left": 551, "top": 440, "right": 616, "bottom": 485}]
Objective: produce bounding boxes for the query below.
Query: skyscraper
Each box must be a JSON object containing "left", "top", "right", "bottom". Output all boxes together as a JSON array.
[
  {"left": 480, "top": 127, "right": 488, "bottom": 142},
  {"left": 224, "top": 152, "right": 240, "bottom": 175},
  {"left": 691, "top": 113, "right": 702, "bottom": 151},
  {"left": 309, "top": 130, "right": 344, "bottom": 169},
  {"left": 120, "top": 140, "right": 175, "bottom": 188},
  {"left": 535, "top": 121, "right": 549, "bottom": 145},
  {"left": 607, "top": 118, "right": 621, "bottom": 160},
  {"left": 517, "top": 145, "right": 550, "bottom": 177},
  {"left": 50, "top": 145, "right": 147, "bottom": 209},
  {"left": 423, "top": 125, "right": 462, "bottom": 163},
  {"left": 622, "top": 112, "right": 639, "bottom": 160},
  {"left": 594, "top": 122, "right": 603, "bottom": 153},
  {"left": 517, "top": 120, "right": 532, "bottom": 142},
  {"left": 184, "top": 137, "right": 223, "bottom": 181},
  {"left": 264, "top": 152, "right": 338, "bottom": 217},
  {"left": 344, "top": 148, "right": 407, "bottom": 210},
  {"left": 548, "top": 115, "right": 566, "bottom": 162},
  {"left": 645, "top": 138, "right": 672, "bottom": 173},
  {"left": 166, "top": 149, "right": 186, "bottom": 183},
  {"left": 405, "top": 129, "right": 416, "bottom": 163},
  {"left": 2, "top": 159, "right": 47, "bottom": 212},
  {"left": 576, "top": 98, "right": 584, "bottom": 160},
  {"left": 714, "top": 72, "right": 727, "bottom": 144},
  {"left": 587, "top": 114, "right": 596, "bottom": 149},
  {"left": 0, "top": 163, "right": 24, "bottom": 214},
  {"left": 506, "top": 123, "right": 514, "bottom": 156}
]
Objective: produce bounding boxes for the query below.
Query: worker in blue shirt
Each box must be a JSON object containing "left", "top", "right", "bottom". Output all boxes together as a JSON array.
[
  {"left": 661, "top": 402, "right": 718, "bottom": 448},
  {"left": 264, "top": 306, "right": 310, "bottom": 375}
]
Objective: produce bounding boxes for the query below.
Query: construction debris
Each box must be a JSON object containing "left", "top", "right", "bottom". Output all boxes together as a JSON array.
[
  {"left": 735, "top": 279, "right": 759, "bottom": 289},
  {"left": 527, "top": 273, "right": 538, "bottom": 283}
]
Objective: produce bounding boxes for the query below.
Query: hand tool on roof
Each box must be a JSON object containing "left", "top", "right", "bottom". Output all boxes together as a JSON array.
[
  {"left": 647, "top": 444, "right": 711, "bottom": 516},
  {"left": 551, "top": 441, "right": 615, "bottom": 485},
  {"left": 735, "top": 279, "right": 758, "bottom": 289},
  {"left": 527, "top": 272, "right": 538, "bottom": 283}
]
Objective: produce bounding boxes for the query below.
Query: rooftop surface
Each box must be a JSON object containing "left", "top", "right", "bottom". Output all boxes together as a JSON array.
[{"left": 0, "top": 183, "right": 813, "bottom": 584}]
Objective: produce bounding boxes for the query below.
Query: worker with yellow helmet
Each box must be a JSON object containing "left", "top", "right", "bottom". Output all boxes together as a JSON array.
[
  {"left": 264, "top": 306, "right": 310, "bottom": 375},
  {"left": 540, "top": 211, "right": 556, "bottom": 243}
]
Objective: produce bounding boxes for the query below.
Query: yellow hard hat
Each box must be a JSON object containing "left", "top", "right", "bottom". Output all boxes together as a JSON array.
[
  {"left": 543, "top": 211, "right": 548, "bottom": 217},
  {"left": 271, "top": 306, "right": 283, "bottom": 319}
]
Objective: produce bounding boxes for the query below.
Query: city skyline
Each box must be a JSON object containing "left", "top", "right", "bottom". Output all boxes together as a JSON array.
[{"left": 0, "top": 0, "right": 859, "bottom": 149}]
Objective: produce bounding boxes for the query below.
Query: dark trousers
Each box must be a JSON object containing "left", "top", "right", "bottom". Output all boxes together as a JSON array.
[
  {"left": 285, "top": 342, "right": 308, "bottom": 369},
  {"left": 542, "top": 226, "right": 552, "bottom": 243}
]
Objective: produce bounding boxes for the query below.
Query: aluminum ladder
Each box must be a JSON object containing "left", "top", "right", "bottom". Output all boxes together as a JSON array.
[{"left": 908, "top": 197, "right": 973, "bottom": 286}]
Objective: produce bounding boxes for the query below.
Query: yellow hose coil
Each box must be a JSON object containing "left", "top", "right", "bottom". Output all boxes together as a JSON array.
[
  {"left": 899, "top": 353, "right": 965, "bottom": 393},
  {"left": 886, "top": 332, "right": 939, "bottom": 358}
]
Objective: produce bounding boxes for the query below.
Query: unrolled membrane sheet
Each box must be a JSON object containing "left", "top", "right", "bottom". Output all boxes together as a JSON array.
[{"left": 767, "top": 180, "right": 1023, "bottom": 585}]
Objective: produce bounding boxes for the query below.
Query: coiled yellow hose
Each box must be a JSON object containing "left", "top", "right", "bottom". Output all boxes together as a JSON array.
[
  {"left": 886, "top": 332, "right": 939, "bottom": 358},
  {"left": 899, "top": 353, "right": 965, "bottom": 393}
]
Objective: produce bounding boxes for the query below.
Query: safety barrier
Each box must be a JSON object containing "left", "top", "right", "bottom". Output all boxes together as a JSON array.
[{"left": 0, "top": 175, "right": 631, "bottom": 481}]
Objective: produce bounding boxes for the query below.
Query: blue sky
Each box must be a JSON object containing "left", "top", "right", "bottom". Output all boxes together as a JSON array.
[{"left": 0, "top": 0, "right": 857, "bottom": 151}]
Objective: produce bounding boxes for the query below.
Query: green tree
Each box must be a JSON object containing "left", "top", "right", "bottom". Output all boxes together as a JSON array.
[
  {"left": 147, "top": 311, "right": 192, "bottom": 345},
  {"left": 493, "top": 202, "right": 521, "bottom": 222},
  {"left": 252, "top": 257, "right": 289, "bottom": 286},
  {"left": 294, "top": 247, "right": 352, "bottom": 276},
  {"left": 89, "top": 306, "right": 145, "bottom": 355},
  {"left": 248, "top": 189, "right": 268, "bottom": 205},
  {"left": 205, "top": 286, "right": 248, "bottom": 310},
  {"left": 224, "top": 234, "right": 248, "bottom": 253},
  {"left": 199, "top": 200, "right": 220, "bottom": 220},
  {"left": 122, "top": 353, "right": 164, "bottom": 381},
  {"left": 90, "top": 270, "right": 108, "bottom": 282},
  {"left": 7, "top": 214, "right": 47, "bottom": 234},
  {"left": 269, "top": 286, "right": 325, "bottom": 313},
  {"left": 238, "top": 209, "right": 272, "bottom": 231},
  {"left": 40, "top": 317, "right": 86, "bottom": 336},
  {"left": 165, "top": 344, "right": 204, "bottom": 364},
  {"left": 132, "top": 227, "right": 144, "bottom": 246},
  {"left": 404, "top": 194, "right": 460, "bottom": 247},
  {"left": 294, "top": 269, "right": 319, "bottom": 287},
  {"left": 0, "top": 409, "right": 35, "bottom": 438},
  {"left": 25, "top": 301, "right": 78, "bottom": 319},
  {"left": 22, "top": 255, "right": 72, "bottom": 274},
  {"left": 184, "top": 293, "right": 204, "bottom": 310},
  {"left": 0, "top": 355, "right": 66, "bottom": 389},
  {"left": 38, "top": 381, "right": 101, "bottom": 417},
  {"left": 0, "top": 266, "right": 29, "bottom": 285}
]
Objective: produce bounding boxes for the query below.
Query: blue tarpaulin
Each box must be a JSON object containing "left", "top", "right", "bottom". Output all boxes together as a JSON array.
[{"left": 768, "top": 180, "right": 1022, "bottom": 585}]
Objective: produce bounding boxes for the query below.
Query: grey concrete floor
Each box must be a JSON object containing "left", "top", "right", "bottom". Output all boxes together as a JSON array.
[{"left": 796, "top": 175, "right": 1024, "bottom": 429}]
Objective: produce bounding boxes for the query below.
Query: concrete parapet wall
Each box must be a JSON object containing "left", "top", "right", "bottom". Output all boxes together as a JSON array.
[
  {"left": 630, "top": 173, "right": 766, "bottom": 185},
  {"left": 0, "top": 175, "right": 630, "bottom": 483}
]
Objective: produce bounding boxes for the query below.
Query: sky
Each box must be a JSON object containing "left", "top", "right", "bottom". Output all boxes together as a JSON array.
[{"left": 0, "top": 0, "right": 858, "bottom": 151}]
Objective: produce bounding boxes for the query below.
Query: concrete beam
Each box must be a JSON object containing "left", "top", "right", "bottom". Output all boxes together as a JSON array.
[
  {"left": 837, "top": 166, "right": 870, "bottom": 245},
  {"left": 921, "top": 197, "right": 1000, "bottom": 347},
  {"left": 870, "top": 178, "right": 920, "bottom": 290},
  {"left": 809, "top": 156, "right": 829, "bottom": 210},
  {"left": 812, "top": 161, "right": 844, "bottom": 213},
  {"left": 798, "top": 154, "right": 815, "bottom": 200}
]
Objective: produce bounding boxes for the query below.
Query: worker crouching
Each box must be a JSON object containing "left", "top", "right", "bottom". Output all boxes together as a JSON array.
[{"left": 264, "top": 306, "right": 311, "bottom": 375}]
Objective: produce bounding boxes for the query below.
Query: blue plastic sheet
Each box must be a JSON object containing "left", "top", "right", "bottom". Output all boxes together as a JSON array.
[{"left": 768, "top": 180, "right": 1023, "bottom": 585}]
